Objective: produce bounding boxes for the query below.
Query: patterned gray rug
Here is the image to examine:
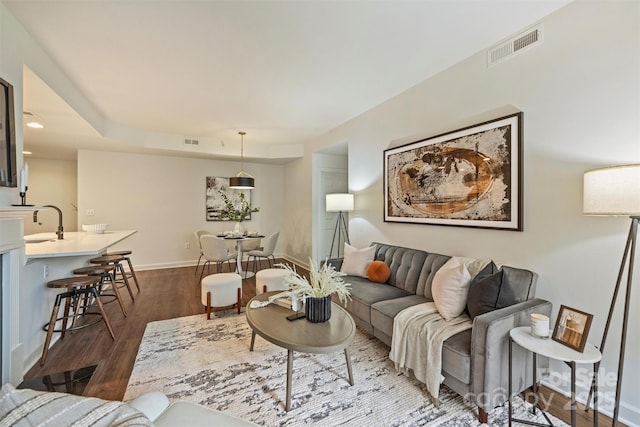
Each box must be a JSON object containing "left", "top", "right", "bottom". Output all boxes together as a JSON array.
[{"left": 124, "top": 313, "right": 568, "bottom": 426}]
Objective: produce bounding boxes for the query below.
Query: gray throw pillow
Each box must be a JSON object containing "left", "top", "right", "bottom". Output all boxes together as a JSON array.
[{"left": 466, "top": 261, "right": 515, "bottom": 319}]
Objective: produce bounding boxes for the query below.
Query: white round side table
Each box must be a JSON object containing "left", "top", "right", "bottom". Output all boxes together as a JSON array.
[{"left": 508, "top": 326, "right": 602, "bottom": 427}]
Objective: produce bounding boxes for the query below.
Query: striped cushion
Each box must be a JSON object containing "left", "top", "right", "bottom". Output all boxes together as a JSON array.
[{"left": 0, "top": 384, "right": 153, "bottom": 426}]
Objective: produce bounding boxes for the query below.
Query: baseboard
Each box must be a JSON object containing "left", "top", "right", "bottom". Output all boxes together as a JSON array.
[
  {"left": 133, "top": 252, "right": 290, "bottom": 272},
  {"left": 542, "top": 372, "right": 639, "bottom": 427}
]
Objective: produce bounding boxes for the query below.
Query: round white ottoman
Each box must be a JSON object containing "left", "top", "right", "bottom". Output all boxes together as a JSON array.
[
  {"left": 201, "top": 273, "right": 242, "bottom": 319},
  {"left": 255, "top": 268, "right": 288, "bottom": 295}
]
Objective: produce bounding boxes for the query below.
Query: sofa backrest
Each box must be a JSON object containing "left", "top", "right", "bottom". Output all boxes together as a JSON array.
[
  {"left": 371, "top": 242, "right": 538, "bottom": 303},
  {"left": 372, "top": 242, "right": 427, "bottom": 293}
]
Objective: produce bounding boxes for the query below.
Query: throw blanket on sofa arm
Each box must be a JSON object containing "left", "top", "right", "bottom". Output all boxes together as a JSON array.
[{"left": 389, "top": 303, "right": 472, "bottom": 405}]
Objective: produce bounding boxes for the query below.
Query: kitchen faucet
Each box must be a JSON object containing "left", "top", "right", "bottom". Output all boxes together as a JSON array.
[{"left": 33, "top": 205, "right": 64, "bottom": 240}]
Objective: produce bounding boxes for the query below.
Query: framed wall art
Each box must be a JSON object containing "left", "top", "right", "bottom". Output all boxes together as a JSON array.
[
  {"left": 205, "top": 176, "right": 252, "bottom": 221},
  {"left": 384, "top": 112, "right": 523, "bottom": 230},
  {"left": 552, "top": 305, "right": 593, "bottom": 353}
]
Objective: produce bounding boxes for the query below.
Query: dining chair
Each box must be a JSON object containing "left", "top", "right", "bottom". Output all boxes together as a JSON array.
[
  {"left": 199, "top": 235, "right": 238, "bottom": 281},
  {"left": 240, "top": 237, "right": 262, "bottom": 272},
  {"left": 246, "top": 232, "right": 279, "bottom": 273},
  {"left": 193, "top": 230, "right": 209, "bottom": 278}
]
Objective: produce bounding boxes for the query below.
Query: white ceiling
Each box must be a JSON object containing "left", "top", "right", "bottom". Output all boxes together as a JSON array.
[{"left": 4, "top": 0, "right": 571, "bottom": 161}]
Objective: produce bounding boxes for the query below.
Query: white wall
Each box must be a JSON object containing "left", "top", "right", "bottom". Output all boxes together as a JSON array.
[
  {"left": 284, "top": 1, "right": 639, "bottom": 424},
  {"left": 23, "top": 157, "right": 78, "bottom": 235},
  {"left": 77, "top": 150, "right": 284, "bottom": 270}
]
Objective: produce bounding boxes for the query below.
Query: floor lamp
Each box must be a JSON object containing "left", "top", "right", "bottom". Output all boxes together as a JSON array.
[
  {"left": 326, "top": 193, "right": 354, "bottom": 258},
  {"left": 583, "top": 164, "right": 640, "bottom": 426}
]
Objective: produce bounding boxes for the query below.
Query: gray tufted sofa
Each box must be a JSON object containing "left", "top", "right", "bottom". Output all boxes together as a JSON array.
[{"left": 328, "top": 242, "right": 552, "bottom": 423}]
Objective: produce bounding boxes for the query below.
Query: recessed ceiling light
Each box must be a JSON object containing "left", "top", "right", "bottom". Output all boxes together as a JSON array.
[{"left": 23, "top": 111, "right": 44, "bottom": 129}]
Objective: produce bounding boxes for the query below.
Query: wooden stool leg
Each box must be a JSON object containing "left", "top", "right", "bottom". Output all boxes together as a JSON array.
[
  {"left": 207, "top": 292, "right": 211, "bottom": 320},
  {"left": 117, "top": 263, "right": 135, "bottom": 301},
  {"left": 91, "top": 288, "right": 115, "bottom": 340},
  {"left": 262, "top": 285, "right": 267, "bottom": 293},
  {"left": 237, "top": 287, "right": 241, "bottom": 314},
  {"left": 125, "top": 257, "right": 141, "bottom": 292},
  {"left": 40, "top": 295, "right": 62, "bottom": 366},
  {"left": 105, "top": 273, "right": 127, "bottom": 317},
  {"left": 61, "top": 294, "right": 72, "bottom": 340}
]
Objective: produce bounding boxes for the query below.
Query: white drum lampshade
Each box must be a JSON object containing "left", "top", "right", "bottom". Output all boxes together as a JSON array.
[
  {"left": 583, "top": 164, "right": 640, "bottom": 215},
  {"left": 326, "top": 193, "right": 354, "bottom": 212}
]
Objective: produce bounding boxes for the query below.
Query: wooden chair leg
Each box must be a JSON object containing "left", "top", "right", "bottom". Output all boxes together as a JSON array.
[
  {"left": 236, "top": 288, "right": 241, "bottom": 314},
  {"left": 207, "top": 292, "right": 211, "bottom": 320}
]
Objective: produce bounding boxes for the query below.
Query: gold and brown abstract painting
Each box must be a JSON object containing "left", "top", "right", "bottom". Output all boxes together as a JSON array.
[{"left": 384, "top": 113, "right": 522, "bottom": 230}]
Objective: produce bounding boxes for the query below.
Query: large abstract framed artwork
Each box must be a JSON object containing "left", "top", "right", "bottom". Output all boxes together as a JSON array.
[
  {"left": 384, "top": 112, "right": 523, "bottom": 230},
  {"left": 205, "top": 176, "right": 252, "bottom": 221}
]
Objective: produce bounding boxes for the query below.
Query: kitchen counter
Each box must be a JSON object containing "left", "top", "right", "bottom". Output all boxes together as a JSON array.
[{"left": 24, "top": 230, "right": 137, "bottom": 260}]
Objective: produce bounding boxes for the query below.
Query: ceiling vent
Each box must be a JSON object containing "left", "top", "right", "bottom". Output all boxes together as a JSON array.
[
  {"left": 488, "top": 24, "right": 543, "bottom": 67},
  {"left": 184, "top": 138, "right": 199, "bottom": 146}
]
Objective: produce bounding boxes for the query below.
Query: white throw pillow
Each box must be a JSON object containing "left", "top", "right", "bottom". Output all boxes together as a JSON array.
[
  {"left": 340, "top": 243, "right": 376, "bottom": 277},
  {"left": 431, "top": 256, "right": 472, "bottom": 321}
]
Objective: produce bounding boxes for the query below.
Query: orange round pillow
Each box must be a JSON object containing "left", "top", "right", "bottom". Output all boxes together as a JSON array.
[{"left": 367, "top": 261, "right": 391, "bottom": 283}]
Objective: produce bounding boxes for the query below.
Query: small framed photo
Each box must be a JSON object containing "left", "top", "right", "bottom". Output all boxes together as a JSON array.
[{"left": 552, "top": 305, "right": 593, "bottom": 352}]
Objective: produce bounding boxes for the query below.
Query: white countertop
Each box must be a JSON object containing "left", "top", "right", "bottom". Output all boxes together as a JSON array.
[{"left": 24, "top": 230, "right": 137, "bottom": 259}]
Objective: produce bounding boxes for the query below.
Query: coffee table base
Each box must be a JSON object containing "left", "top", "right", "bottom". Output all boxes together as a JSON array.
[{"left": 250, "top": 330, "right": 354, "bottom": 411}]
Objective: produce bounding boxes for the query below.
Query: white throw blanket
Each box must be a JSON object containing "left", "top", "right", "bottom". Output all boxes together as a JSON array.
[{"left": 389, "top": 303, "right": 472, "bottom": 404}]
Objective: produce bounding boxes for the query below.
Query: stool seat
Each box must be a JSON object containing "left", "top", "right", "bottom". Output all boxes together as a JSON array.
[
  {"left": 201, "top": 273, "right": 242, "bottom": 319},
  {"left": 72, "top": 265, "right": 112, "bottom": 275},
  {"left": 89, "top": 254, "right": 125, "bottom": 264},
  {"left": 255, "top": 268, "right": 288, "bottom": 295},
  {"left": 47, "top": 276, "right": 101, "bottom": 289},
  {"left": 105, "top": 250, "right": 132, "bottom": 256}
]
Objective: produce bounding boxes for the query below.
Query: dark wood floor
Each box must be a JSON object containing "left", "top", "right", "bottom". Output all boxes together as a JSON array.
[{"left": 24, "top": 262, "right": 622, "bottom": 427}]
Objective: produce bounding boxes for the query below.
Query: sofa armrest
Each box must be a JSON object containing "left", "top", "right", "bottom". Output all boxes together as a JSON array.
[
  {"left": 128, "top": 391, "right": 170, "bottom": 422},
  {"left": 469, "top": 298, "right": 552, "bottom": 412}
]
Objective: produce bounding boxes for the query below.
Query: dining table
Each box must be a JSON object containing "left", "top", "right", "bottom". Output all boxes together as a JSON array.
[{"left": 219, "top": 234, "right": 264, "bottom": 278}]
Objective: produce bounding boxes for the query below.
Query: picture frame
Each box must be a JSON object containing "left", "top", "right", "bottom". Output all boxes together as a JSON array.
[
  {"left": 0, "top": 77, "right": 17, "bottom": 188},
  {"left": 205, "top": 176, "right": 252, "bottom": 221},
  {"left": 383, "top": 112, "right": 523, "bottom": 230},
  {"left": 552, "top": 305, "right": 593, "bottom": 352}
]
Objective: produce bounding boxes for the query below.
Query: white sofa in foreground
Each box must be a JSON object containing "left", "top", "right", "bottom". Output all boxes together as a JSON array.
[{"left": 0, "top": 384, "right": 257, "bottom": 426}]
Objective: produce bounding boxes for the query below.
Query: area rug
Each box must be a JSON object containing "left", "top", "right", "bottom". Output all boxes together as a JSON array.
[{"left": 124, "top": 314, "right": 568, "bottom": 426}]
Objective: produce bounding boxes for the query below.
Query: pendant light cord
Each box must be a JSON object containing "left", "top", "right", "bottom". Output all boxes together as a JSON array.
[{"left": 239, "top": 131, "right": 246, "bottom": 174}]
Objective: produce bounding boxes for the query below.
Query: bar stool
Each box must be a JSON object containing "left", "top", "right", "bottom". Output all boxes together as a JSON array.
[
  {"left": 40, "top": 276, "right": 115, "bottom": 366},
  {"left": 103, "top": 250, "right": 141, "bottom": 292},
  {"left": 73, "top": 265, "right": 127, "bottom": 317},
  {"left": 89, "top": 255, "right": 135, "bottom": 302}
]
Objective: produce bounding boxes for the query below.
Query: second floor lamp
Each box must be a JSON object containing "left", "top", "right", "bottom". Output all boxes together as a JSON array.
[{"left": 326, "top": 193, "right": 354, "bottom": 258}]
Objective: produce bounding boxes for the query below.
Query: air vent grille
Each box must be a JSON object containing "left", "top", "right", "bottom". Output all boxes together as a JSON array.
[
  {"left": 488, "top": 24, "right": 543, "bottom": 67},
  {"left": 184, "top": 139, "right": 199, "bottom": 145}
]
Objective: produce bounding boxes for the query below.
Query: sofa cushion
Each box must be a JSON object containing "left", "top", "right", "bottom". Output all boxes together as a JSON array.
[
  {"left": 442, "top": 330, "right": 472, "bottom": 384},
  {"left": 367, "top": 261, "right": 391, "bottom": 283},
  {"left": 466, "top": 262, "right": 516, "bottom": 319},
  {"left": 341, "top": 243, "right": 376, "bottom": 277},
  {"left": 343, "top": 276, "right": 412, "bottom": 324},
  {"left": 370, "top": 295, "right": 430, "bottom": 338},
  {"left": 431, "top": 257, "right": 472, "bottom": 320}
]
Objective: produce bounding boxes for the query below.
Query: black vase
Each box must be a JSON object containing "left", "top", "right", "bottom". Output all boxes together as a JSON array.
[{"left": 305, "top": 295, "right": 332, "bottom": 323}]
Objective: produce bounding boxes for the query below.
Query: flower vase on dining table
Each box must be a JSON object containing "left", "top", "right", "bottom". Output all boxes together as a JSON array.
[{"left": 233, "top": 221, "right": 245, "bottom": 236}]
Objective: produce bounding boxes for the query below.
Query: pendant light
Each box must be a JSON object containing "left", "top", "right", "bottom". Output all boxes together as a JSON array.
[{"left": 229, "top": 131, "right": 255, "bottom": 189}]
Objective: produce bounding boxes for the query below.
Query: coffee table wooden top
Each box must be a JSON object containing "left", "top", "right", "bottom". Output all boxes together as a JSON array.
[{"left": 246, "top": 291, "right": 356, "bottom": 354}]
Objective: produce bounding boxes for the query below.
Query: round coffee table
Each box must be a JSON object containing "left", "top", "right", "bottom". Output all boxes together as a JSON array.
[{"left": 246, "top": 291, "right": 356, "bottom": 411}]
